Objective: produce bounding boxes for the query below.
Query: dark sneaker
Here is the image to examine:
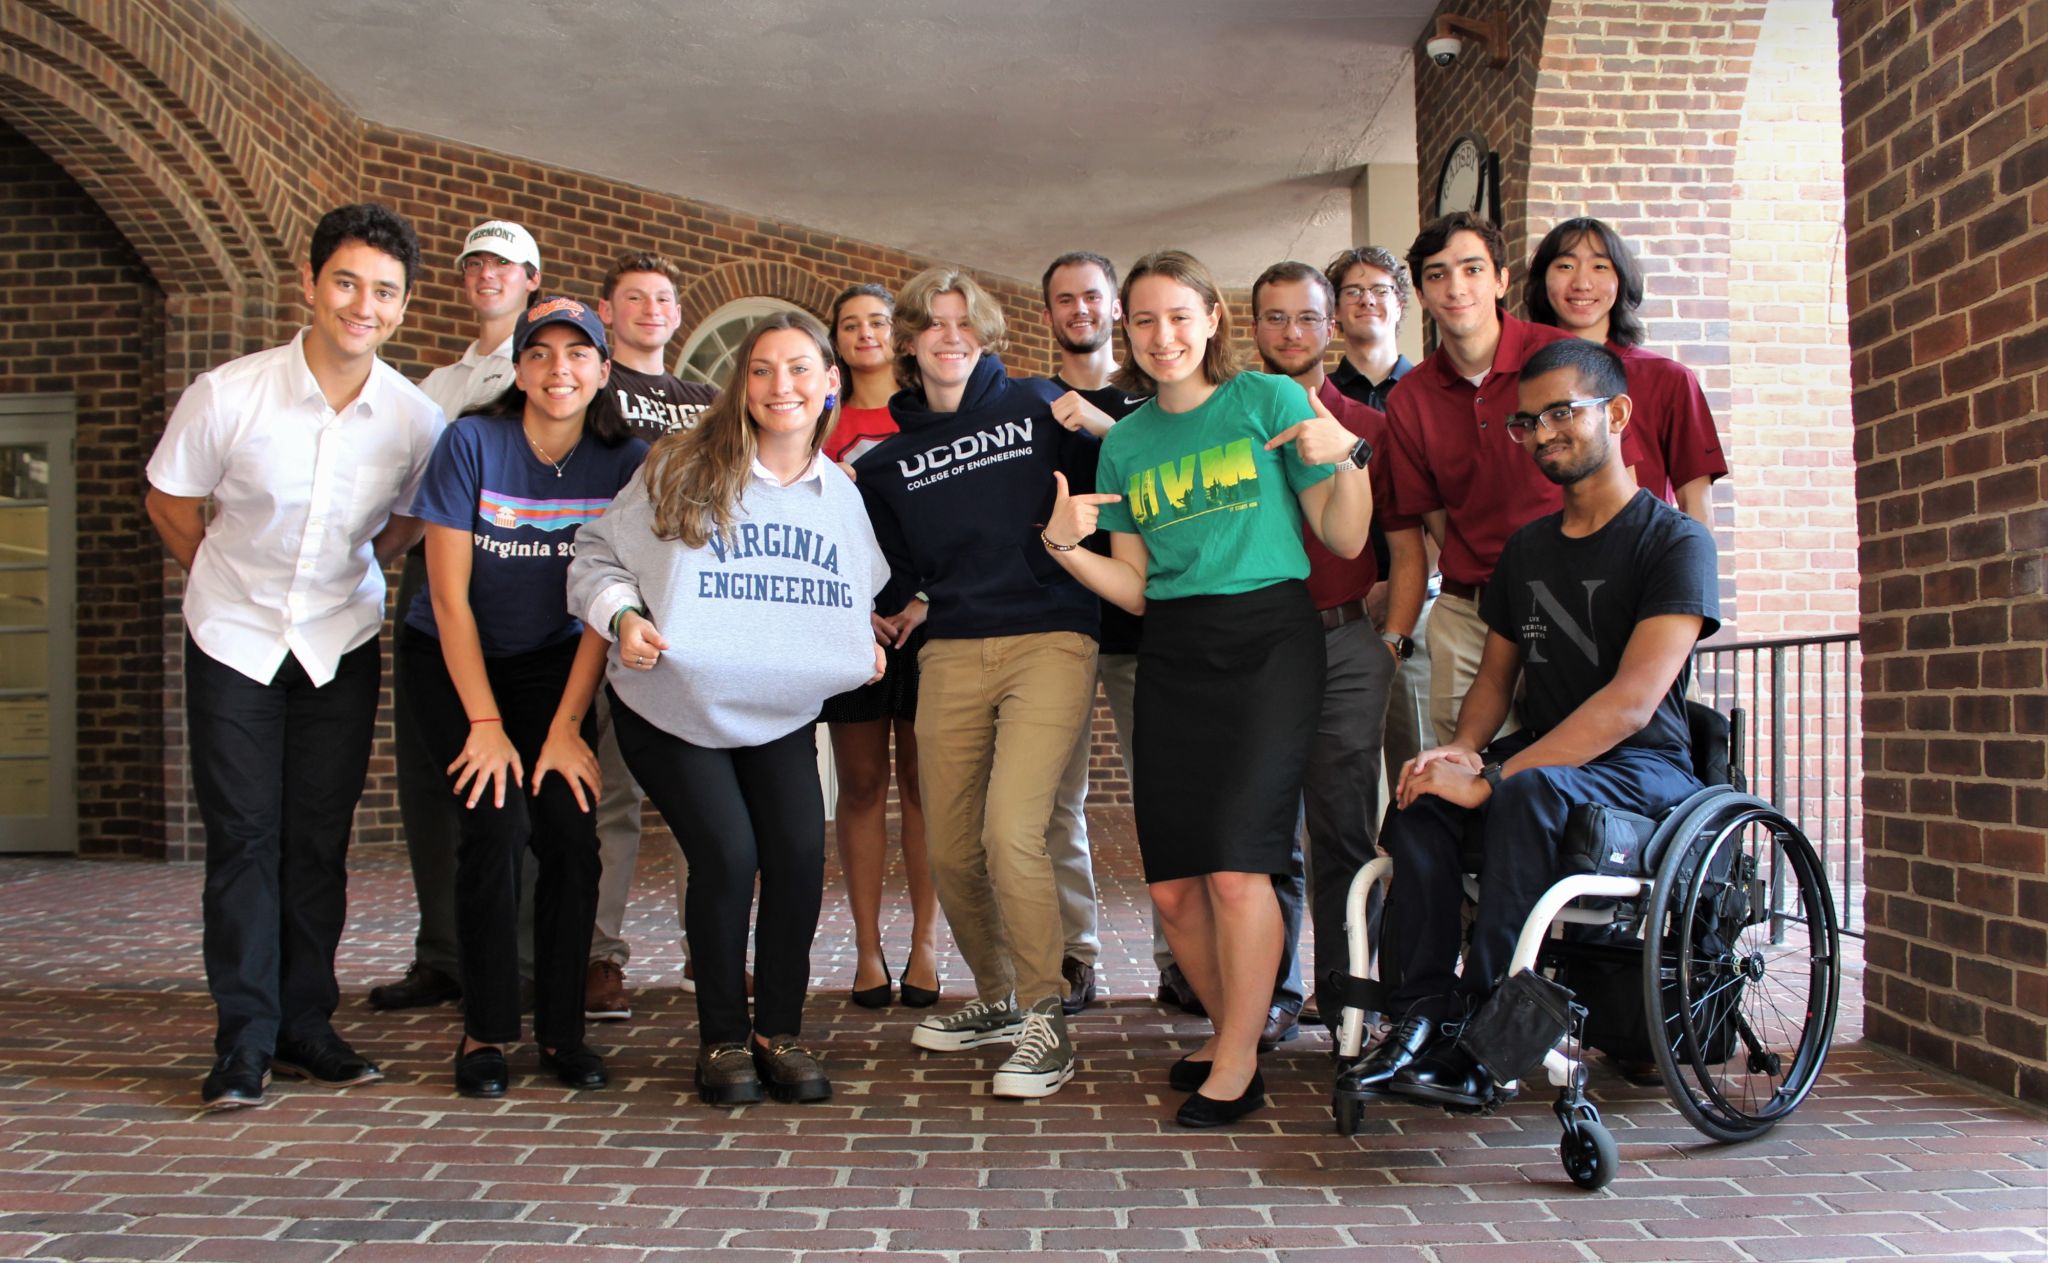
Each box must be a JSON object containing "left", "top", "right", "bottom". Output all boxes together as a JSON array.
[
  {"left": 1060, "top": 956, "right": 1097, "bottom": 1015},
  {"left": 367, "top": 961, "right": 461, "bottom": 1010},
  {"left": 539, "top": 1043, "right": 609, "bottom": 1090},
  {"left": 584, "top": 959, "right": 631, "bottom": 1022},
  {"left": 909, "top": 996, "right": 1025, "bottom": 1052},
  {"left": 271, "top": 1035, "right": 383, "bottom": 1089},
  {"left": 752, "top": 1036, "right": 831, "bottom": 1103},
  {"left": 200, "top": 1048, "right": 270, "bottom": 1112},
  {"left": 695, "top": 1042, "right": 764, "bottom": 1107},
  {"left": 992, "top": 996, "right": 1075, "bottom": 1098}
]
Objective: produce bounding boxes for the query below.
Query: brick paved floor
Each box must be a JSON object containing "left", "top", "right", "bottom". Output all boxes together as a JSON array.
[{"left": 2, "top": 808, "right": 2044, "bottom": 1262}]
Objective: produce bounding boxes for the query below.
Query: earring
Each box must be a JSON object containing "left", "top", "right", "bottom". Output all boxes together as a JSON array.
[{"left": 823, "top": 392, "right": 838, "bottom": 412}]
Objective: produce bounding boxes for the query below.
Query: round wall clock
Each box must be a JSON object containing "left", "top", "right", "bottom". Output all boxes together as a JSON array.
[{"left": 1435, "top": 132, "right": 1499, "bottom": 223}]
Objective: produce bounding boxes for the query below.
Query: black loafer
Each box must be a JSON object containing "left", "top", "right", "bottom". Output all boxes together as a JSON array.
[
  {"left": 368, "top": 961, "right": 462, "bottom": 1010},
  {"left": 1390, "top": 1040, "right": 1496, "bottom": 1109},
  {"left": 1335, "top": 1013, "right": 1434, "bottom": 1096},
  {"left": 752, "top": 1036, "right": 832, "bottom": 1103},
  {"left": 539, "top": 1043, "right": 609, "bottom": 1090},
  {"left": 454, "top": 1044, "right": 509, "bottom": 1098},
  {"left": 200, "top": 1048, "right": 270, "bottom": 1112},
  {"left": 1175, "top": 1070, "right": 1266, "bottom": 1128},
  {"left": 1167, "top": 1055, "right": 1212, "bottom": 1092},
  {"left": 272, "top": 1035, "right": 383, "bottom": 1088}
]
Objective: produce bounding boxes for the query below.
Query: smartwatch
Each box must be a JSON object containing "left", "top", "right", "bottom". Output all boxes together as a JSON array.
[
  {"left": 1382, "top": 632, "right": 1414, "bottom": 660},
  {"left": 1347, "top": 436, "right": 1375, "bottom": 469},
  {"left": 1480, "top": 761, "right": 1505, "bottom": 790}
]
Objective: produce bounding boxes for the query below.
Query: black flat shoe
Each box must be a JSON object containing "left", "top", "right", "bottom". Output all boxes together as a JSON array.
[
  {"left": 539, "top": 1043, "right": 609, "bottom": 1090},
  {"left": 1176, "top": 1070, "right": 1266, "bottom": 1128},
  {"left": 850, "top": 965, "right": 894, "bottom": 1010},
  {"left": 1167, "top": 1055, "right": 1213, "bottom": 1093},
  {"left": 898, "top": 978, "right": 940, "bottom": 1009},
  {"left": 454, "top": 1043, "right": 509, "bottom": 1098}
]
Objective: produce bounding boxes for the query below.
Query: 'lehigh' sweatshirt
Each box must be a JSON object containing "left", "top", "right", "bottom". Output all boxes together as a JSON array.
[
  {"left": 852, "top": 355, "right": 1101, "bottom": 640},
  {"left": 567, "top": 455, "right": 887, "bottom": 749}
]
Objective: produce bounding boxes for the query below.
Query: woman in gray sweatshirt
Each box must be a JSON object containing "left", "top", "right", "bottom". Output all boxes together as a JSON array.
[{"left": 567, "top": 311, "right": 887, "bottom": 1106}]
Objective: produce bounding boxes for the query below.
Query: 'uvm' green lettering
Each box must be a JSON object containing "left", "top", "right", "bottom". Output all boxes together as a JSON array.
[{"left": 1126, "top": 437, "right": 1259, "bottom": 530}]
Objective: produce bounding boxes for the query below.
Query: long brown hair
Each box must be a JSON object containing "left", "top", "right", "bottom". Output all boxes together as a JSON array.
[
  {"left": 642, "top": 310, "right": 838, "bottom": 546},
  {"left": 1111, "top": 250, "right": 1241, "bottom": 397}
]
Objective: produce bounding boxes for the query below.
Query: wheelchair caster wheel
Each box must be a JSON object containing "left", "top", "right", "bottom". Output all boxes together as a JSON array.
[
  {"left": 1333, "top": 1094, "right": 1365, "bottom": 1137},
  {"left": 1560, "top": 1120, "right": 1617, "bottom": 1191}
]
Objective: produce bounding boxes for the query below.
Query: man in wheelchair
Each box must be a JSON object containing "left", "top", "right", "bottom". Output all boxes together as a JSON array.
[{"left": 1344, "top": 338, "right": 1721, "bottom": 1110}]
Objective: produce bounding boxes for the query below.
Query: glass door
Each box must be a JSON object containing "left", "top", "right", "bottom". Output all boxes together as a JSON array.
[{"left": 0, "top": 396, "right": 75, "bottom": 853}]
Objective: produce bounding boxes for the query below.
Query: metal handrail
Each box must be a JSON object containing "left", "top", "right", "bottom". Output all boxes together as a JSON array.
[{"left": 1693, "top": 632, "right": 1862, "bottom": 937}]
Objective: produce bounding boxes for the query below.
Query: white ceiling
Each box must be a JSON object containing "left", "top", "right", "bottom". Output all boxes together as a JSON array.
[{"left": 227, "top": 0, "right": 1433, "bottom": 286}]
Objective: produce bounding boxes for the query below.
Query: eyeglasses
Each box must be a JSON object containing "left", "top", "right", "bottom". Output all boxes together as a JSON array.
[
  {"left": 1256, "top": 311, "right": 1331, "bottom": 329},
  {"left": 1337, "top": 284, "right": 1399, "bottom": 304},
  {"left": 1505, "top": 397, "right": 1613, "bottom": 439}
]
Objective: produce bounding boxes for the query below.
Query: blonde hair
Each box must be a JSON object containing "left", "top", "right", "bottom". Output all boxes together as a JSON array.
[
  {"left": 892, "top": 267, "right": 1007, "bottom": 394},
  {"left": 1111, "top": 250, "right": 1241, "bottom": 397},
  {"left": 642, "top": 311, "right": 837, "bottom": 547}
]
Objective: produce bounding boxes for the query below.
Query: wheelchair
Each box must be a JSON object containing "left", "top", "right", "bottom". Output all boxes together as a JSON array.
[{"left": 1325, "top": 704, "right": 1842, "bottom": 1191}]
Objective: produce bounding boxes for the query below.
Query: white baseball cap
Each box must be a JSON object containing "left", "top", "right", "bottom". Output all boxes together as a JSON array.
[{"left": 458, "top": 220, "right": 541, "bottom": 272}]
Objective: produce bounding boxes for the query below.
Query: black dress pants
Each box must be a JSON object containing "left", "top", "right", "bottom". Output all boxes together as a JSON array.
[
  {"left": 186, "top": 634, "right": 380, "bottom": 1057},
  {"left": 608, "top": 692, "right": 826, "bottom": 1046},
  {"left": 401, "top": 628, "right": 598, "bottom": 1049}
]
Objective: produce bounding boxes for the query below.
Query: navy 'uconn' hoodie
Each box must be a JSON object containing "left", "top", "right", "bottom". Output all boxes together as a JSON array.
[{"left": 853, "top": 355, "right": 1101, "bottom": 641}]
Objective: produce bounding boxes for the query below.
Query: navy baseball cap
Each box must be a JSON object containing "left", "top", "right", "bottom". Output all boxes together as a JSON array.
[{"left": 514, "top": 295, "right": 610, "bottom": 360}]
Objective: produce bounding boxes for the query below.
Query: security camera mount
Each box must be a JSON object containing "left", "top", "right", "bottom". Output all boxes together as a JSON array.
[{"left": 1427, "top": 13, "right": 1509, "bottom": 68}]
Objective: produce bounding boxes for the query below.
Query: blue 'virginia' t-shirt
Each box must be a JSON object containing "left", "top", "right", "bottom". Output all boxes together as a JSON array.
[{"left": 405, "top": 413, "right": 648, "bottom": 657}]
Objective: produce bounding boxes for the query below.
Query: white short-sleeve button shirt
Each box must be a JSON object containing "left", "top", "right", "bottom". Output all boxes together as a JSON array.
[{"left": 147, "top": 329, "right": 445, "bottom": 685}]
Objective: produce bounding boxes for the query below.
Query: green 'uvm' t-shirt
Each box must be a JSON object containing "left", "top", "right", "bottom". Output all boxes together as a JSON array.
[{"left": 1095, "top": 371, "right": 1334, "bottom": 601}]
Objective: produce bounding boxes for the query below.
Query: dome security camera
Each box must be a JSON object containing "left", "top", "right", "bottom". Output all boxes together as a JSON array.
[{"left": 1426, "top": 34, "right": 1463, "bottom": 66}]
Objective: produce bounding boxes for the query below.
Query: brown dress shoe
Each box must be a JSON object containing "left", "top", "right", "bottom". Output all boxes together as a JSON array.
[
  {"left": 752, "top": 1036, "right": 831, "bottom": 1103},
  {"left": 584, "top": 959, "right": 630, "bottom": 1021}
]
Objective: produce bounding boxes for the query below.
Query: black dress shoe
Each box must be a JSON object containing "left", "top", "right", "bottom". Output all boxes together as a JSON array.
[
  {"left": 1389, "top": 1039, "right": 1496, "bottom": 1109},
  {"left": 200, "top": 1048, "right": 270, "bottom": 1112},
  {"left": 1175, "top": 1070, "right": 1266, "bottom": 1128},
  {"left": 454, "top": 1044, "right": 509, "bottom": 1098},
  {"left": 1257, "top": 1004, "right": 1301, "bottom": 1053},
  {"left": 272, "top": 1035, "right": 383, "bottom": 1088},
  {"left": 850, "top": 963, "right": 893, "bottom": 1010},
  {"left": 368, "top": 961, "right": 461, "bottom": 1010},
  {"left": 1156, "top": 963, "right": 1206, "bottom": 1017},
  {"left": 1168, "top": 1055, "right": 1212, "bottom": 1092},
  {"left": 1335, "top": 1012, "right": 1434, "bottom": 1096},
  {"left": 539, "top": 1043, "right": 609, "bottom": 1089},
  {"left": 1061, "top": 956, "right": 1097, "bottom": 1016}
]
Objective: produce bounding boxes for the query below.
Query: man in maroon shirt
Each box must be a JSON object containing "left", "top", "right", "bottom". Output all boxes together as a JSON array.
[
  {"left": 1382, "top": 212, "right": 1575, "bottom": 747},
  {"left": 1251, "top": 261, "right": 1427, "bottom": 1032}
]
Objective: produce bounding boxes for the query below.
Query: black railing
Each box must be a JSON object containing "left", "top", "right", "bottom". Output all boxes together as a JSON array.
[{"left": 1693, "top": 632, "right": 1863, "bottom": 937}]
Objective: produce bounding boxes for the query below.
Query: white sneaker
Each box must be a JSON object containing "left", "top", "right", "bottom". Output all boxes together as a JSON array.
[
  {"left": 991, "top": 996, "right": 1075, "bottom": 1098},
  {"left": 910, "top": 996, "right": 1025, "bottom": 1052}
]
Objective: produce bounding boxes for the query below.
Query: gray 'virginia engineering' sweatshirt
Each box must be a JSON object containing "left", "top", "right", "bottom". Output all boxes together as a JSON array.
[{"left": 567, "top": 457, "right": 888, "bottom": 749}]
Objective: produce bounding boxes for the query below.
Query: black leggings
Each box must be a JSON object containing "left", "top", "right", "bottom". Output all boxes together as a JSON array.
[
  {"left": 402, "top": 627, "right": 599, "bottom": 1049},
  {"left": 608, "top": 690, "right": 825, "bottom": 1046}
]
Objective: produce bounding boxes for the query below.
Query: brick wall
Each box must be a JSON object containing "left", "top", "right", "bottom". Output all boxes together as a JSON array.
[
  {"left": 0, "top": 125, "right": 166, "bottom": 858},
  {"left": 1839, "top": 0, "right": 2047, "bottom": 1101}
]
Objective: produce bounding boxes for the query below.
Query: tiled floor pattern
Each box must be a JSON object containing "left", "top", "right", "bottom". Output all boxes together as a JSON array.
[{"left": 2, "top": 809, "right": 2043, "bottom": 1262}]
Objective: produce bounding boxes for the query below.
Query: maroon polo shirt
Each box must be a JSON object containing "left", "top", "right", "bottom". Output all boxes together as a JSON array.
[
  {"left": 1383, "top": 313, "right": 1576, "bottom": 587},
  {"left": 1613, "top": 342, "right": 1728, "bottom": 503},
  {"left": 1300, "top": 379, "right": 1415, "bottom": 611}
]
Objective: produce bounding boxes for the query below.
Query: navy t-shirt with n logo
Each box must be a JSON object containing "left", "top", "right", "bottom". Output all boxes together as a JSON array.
[{"left": 1480, "top": 489, "right": 1719, "bottom": 759}]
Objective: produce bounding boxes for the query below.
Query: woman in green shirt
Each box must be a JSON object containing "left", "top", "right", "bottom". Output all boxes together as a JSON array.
[{"left": 1043, "top": 249, "right": 1373, "bottom": 1127}]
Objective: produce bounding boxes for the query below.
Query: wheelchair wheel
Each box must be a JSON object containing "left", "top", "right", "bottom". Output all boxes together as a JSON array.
[
  {"left": 1560, "top": 1119, "right": 1617, "bottom": 1191},
  {"left": 1643, "top": 794, "right": 1840, "bottom": 1143}
]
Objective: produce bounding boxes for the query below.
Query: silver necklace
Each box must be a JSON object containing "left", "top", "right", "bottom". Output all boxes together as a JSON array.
[{"left": 525, "top": 427, "right": 581, "bottom": 477}]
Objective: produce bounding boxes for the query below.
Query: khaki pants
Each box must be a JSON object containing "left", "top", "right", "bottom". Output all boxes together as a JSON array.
[
  {"left": 916, "top": 632, "right": 1098, "bottom": 1011},
  {"left": 1426, "top": 592, "right": 1519, "bottom": 748}
]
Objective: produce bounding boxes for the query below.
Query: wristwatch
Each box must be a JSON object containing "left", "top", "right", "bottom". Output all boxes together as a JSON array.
[
  {"left": 1347, "top": 436, "right": 1375, "bottom": 469},
  {"left": 1480, "top": 762, "right": 1505, "bottom": 790},
  {"left": 1382, "top": 632, "right": 1414, "bottom": 660}
]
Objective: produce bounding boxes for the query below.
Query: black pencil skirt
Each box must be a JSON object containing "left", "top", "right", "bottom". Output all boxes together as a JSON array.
[{"left": 1131, "top": 579, "right": 1325, "bottom": 883}]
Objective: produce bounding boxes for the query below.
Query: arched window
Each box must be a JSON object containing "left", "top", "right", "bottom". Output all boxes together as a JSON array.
[{"left": 673, "top": 297, "right": 811, "bottom": 386}]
